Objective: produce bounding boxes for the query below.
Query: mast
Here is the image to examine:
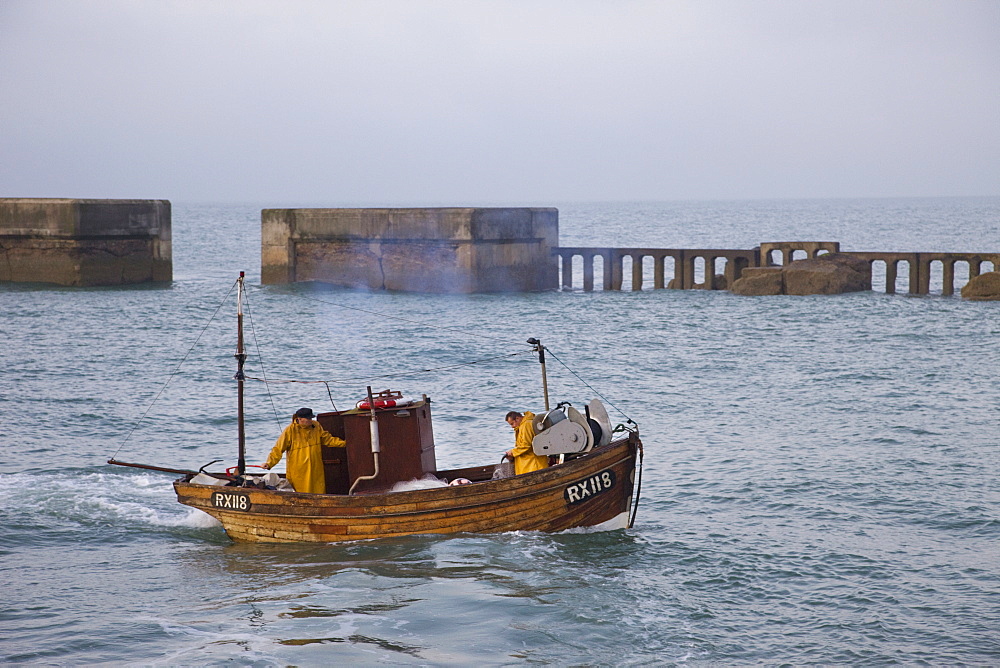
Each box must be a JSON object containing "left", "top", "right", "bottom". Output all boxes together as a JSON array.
[
  {"left": 527, "top": 337, "right": 550, "bottom": 411},
  {"left": 235, "top": 272, "right": 247, "bottom": 477}
]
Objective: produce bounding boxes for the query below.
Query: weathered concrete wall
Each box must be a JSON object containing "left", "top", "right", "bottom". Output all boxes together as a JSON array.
[
  {"left": 0, "top": 199, "right": 171, "bottom": 286},
  {"left": 262, "top": 207, "right": 558, "bottom": 292}
]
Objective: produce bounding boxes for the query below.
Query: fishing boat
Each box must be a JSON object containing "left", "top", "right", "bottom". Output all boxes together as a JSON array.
[{"left": 111, "top": 273, "right": 643, "bottom": 543}]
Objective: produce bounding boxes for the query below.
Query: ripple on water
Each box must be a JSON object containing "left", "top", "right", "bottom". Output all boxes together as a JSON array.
[{"left": 2, "top": 200, "right": 1000, "bottom": 665}]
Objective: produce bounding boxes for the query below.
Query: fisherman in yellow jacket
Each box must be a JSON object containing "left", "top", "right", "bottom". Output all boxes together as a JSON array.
[
  {"left": 505, "top": 410, "right": 549, "bottom": 475},
  {"left": 262, "top": 407, "right": 346, "bottom": 494}
]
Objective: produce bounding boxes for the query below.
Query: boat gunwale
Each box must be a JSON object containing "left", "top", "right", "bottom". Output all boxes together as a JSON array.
[
  {"left": 179, "top": 453, "right": 635, "bottom": 521},
  {"left": 174, "top": 436, "right": 637, "bottom": 516}
]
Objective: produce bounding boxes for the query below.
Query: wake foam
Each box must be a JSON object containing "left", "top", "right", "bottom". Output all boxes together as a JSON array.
[{"left": 0, "top": 469, "right": 221, "bottom": 532}]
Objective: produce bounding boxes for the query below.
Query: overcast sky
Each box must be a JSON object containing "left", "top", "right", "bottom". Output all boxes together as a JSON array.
[{"left": 1, "top": 0, "right": 997, "bottom": 204}]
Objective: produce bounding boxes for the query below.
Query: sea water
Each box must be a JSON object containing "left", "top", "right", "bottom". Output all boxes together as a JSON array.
[{"left": 1, "top": 198, "right": 998, "bottom": 665}]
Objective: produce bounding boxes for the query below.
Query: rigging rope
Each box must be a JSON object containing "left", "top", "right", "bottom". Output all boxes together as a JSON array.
[
  {"left": 246, "top": 285, "right": 634, "bottom": 426},
  {"left": 287, "top": 291, "right": 532, "bottom": 346},
  {"left": 544, "top": 348, "right": 636, "bottom": 426},
  {"left": 240, "top": 285, "right": 537, "bottom": 421},
  {"left": 111, "top": 277, "right": 634, "bottom": 461},
  {"left": 110, "top": 279, "right": 238, "bottom": 461},
  {"left": 241, "top": 286, "right": 284, "bottom": 433},
  {"left": 258, "top": 289, "right": 631, "bottom": 420},
  {"left": 244, "top": 350, "right": 534, "bottom": 386}
]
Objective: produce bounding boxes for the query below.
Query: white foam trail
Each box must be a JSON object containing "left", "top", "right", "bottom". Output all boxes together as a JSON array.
[{"left": 0, "top": 469, "right": 221, "bottom": 531}]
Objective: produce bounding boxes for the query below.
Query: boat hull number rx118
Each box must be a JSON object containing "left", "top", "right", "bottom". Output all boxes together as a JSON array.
[
  {"left": 564, "top": 469, "right": 616, "bottom": 505},
  {"left": 212, "top": 491, "right": 251, "bottom": 511}
]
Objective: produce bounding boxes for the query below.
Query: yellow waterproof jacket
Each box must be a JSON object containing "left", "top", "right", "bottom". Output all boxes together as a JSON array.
[
  {"left": 511, "top": 411, "right": 548, "bottom": 475},
  {"left": 265, "top": 419, "right": 346, "bottom": 494}
]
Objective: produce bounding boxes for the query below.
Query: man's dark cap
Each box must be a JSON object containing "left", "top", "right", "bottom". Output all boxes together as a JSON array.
[{"left": 294, "top": 408, "right": 315, "bottom": 419}]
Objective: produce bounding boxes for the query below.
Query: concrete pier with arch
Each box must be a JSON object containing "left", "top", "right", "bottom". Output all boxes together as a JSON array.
[{"left": 555, "top": 243, "right": 1000, "bottom": 295}]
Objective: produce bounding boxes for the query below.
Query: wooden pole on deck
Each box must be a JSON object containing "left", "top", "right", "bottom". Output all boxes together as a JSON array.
[{"left": 235, "top": 272, "right": 248, "bottom": 477}]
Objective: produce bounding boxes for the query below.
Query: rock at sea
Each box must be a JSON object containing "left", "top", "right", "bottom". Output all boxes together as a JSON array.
[
  {"left": 730, "top": 267, "right": 784, "bottom": 296},
  {"left": 961, "top": 271, "right": 1000, "bottom": 300},
  {"left": 730, "top": 253, "right": 871, "bottom": 296}
]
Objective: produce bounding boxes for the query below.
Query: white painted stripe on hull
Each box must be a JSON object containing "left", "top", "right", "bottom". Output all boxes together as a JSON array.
[{"left": 590, "top": 510, "right": 630, "bottom": 531}]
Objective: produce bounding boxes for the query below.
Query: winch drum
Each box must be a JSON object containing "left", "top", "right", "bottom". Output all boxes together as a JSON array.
[{"left": 531, "top": 405, "right": 594, "bottom": 455}]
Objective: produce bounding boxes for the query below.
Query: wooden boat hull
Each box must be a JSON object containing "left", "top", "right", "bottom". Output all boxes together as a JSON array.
[{"left": 174, "top": 434, "right": 641, "bottom": 543}]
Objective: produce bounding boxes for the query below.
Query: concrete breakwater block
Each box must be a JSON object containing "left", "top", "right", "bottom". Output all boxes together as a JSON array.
[
  {"left": 0, "top": 198, "right": 171, "bottom": 286},
  {"left": 262, "top": 207, "right": 558, "bottom": 293}
]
